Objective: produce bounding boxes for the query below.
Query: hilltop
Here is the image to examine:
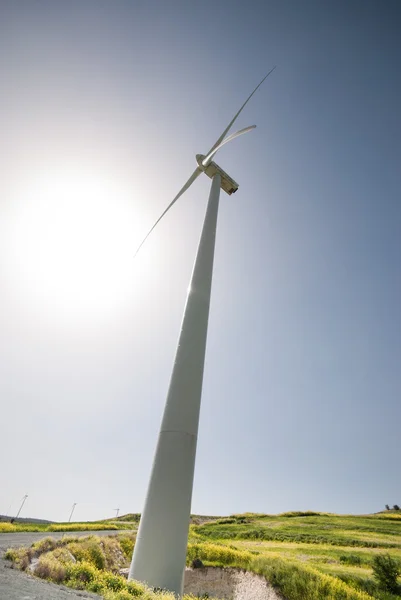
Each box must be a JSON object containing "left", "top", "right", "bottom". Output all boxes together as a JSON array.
[
  {"left": 0, "top": 514, "right": 53, "bottom": 525},
  {"left": 110, "top": 513, "right": 220, "bottom": 525}
]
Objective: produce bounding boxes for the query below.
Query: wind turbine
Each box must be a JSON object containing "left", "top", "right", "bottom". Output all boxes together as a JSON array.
[
  {"left": 14, "top": 494, "right": 28, "bottom": 521},
  {"left": 68, "top": 502, "right": 77, "bottom": 523},
  {"left": 129, "top": 67, "right": 276, "bottom": 596}
]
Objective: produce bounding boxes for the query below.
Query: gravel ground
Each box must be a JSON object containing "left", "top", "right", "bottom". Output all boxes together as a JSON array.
[{"left": 0, "top": 530, "right": 127, "bottom": 600}]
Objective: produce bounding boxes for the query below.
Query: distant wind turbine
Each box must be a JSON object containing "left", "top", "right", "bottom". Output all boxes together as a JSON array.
[
  {"left": 114, "top": 508, "right": 120, "bottom": 518},
  {"left": 14, "top": 494, "right": 28, "bottom": 521},
  {"left": 68, "top": 502, "right": 77, "bottom": 523},
  {"left": 129, "top": 67, "right": 276, "bottom": 596}
]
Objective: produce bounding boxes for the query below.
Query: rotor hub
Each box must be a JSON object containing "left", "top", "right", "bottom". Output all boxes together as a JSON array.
[{"left": 196, "top": 155, "right": 238, "bottom": 195}]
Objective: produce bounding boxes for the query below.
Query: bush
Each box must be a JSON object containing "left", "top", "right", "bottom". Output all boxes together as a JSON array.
[
  {"left": 0, "top": 523, "right": 17, "bottom": 532},
  {"left": 119, "top": 535, "right": 135, "bottom": 560},
  {"left": 67, "top": 542, "right": 91, "bottom": 562},
  {"left": 372, "top": 554, "right": 400, "bottom": 593},
  {"left": 191, "top": 558, "right": 204, "bottom": 568},
  {"left": 4, "top": 547, "right": 30, "bottom": 570},
  {"left": 102, "top": 572, "right": 126, "bottom": 591},
  {"left": 126, "top": 580, "right": 146, "bottom": 596},
  {"left": 100, "top": 536, "right": 128, "bottom": 571},
  {"left": 87, "top": 541, "right": 106, "bottom": 570},
  {"left": 87, "top": 578, "right": 106, "bottom": 593},
  {"left": 32, "top": 537, "right": 58, "bottom": 556},
  {"left": 340, "top": 554, "right": 362, "bottom": 565},
  {"left": 66, "top": 560, "right": 99, "bottom": 589},
  {"left": 35, "top": 554, "right": 67, "bottom": 583},
  {"left": 216, "top": 518, "right": 236, "bottom": 525},
  {"left": 51, "top": 547, "right": 76, "bottom": 565}
]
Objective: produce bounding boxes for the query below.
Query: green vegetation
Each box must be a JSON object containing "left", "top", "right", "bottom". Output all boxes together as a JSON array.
[
  {"left": 6, "top": 534, "right": 157, "bottom": 599},
  {"left": 0, "top": 512, "right": 219, "bottom": 533},
  {"left": 111, "top": 514, "right": 141, "bottom": 523},
  {"left": 4, "top": 534, "right": 211, "bottom": 600},
  {"left": 373, "top": 554, "right": 401, "bottom": 593},
  {"left": 0, "top": 521, "right": 134, "bottom": 533},
  {"left": 191, "top": 512, "right": 401, "bottom": 599},
  {"left": 194, "top": 513, "right": 401, "bottom": 548},
  {"left": 4, "top": 512, "right": 401, "bottom": 600}
]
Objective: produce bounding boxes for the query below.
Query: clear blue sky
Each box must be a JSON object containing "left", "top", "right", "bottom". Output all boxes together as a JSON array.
[{"left": 1, "top": 0, "right": 400, "bottom": 521}]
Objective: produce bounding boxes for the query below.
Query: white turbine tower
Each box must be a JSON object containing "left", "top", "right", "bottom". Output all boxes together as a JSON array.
[{"left": 129, "top": 67, "right": 276, "bottom": 596}]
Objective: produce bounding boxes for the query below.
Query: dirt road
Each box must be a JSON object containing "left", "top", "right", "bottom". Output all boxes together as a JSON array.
[{"left": 0, "top": 530, "right": 128, "bottom": 600}]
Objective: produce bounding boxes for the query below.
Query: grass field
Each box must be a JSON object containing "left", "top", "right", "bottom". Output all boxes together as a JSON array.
[
  {"left": 190, "top": 512, "right": 401, "bottom": 599},
  {"left": 0, "top": 520, "right": 134, "bottom": 533},
  {"left": 3, "top": 511, "right": 401, "bottom": 599},
  {"left": 0, "top": 512, "right": 217, "bottom": 533}
]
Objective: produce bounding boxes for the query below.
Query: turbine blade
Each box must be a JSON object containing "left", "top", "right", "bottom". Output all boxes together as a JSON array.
[
  {"left": 205, "top": 66, "right": 276, "bottom": 159},
  {"left": 134, "top": 167, "right": 202, "bottom": 256},
  {"left": 202, "top": 125, "right": 256, "bottom": 166}
]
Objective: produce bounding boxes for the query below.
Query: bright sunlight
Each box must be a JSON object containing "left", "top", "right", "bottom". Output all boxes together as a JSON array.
[{"left": 7, "top": 166, "right": 152, "bottom": 327}]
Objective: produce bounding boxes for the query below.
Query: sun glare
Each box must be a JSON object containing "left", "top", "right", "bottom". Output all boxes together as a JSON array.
[{"left": 7, "top": 167, "right": 153, "bottom": 327}]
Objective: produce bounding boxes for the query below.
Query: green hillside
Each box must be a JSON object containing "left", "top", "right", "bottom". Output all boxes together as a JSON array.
[
  {"left": 4, "top": 511, "right": 401, "bottom": 599},
  {"left": 190, "top": 511, "right": 401, "bottom": 598}
]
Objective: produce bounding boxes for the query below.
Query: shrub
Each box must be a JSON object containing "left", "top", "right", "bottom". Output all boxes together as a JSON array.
[
  {"left": 119, "top": 535, "right": 135, "bottom": 560},
  {"left": 32, "top": 537, "right": 58, "bottom": 556},
  {"left": 126, "top": 579, "right": 146, "bottom": 596},
  {"left": 191, "top": 558, "right": 204, "bottom": 568},
  {"left": 66, "top": 560, "right": 99, "bottom": 589},
  {"left": 216, "top": 518, "right": 236, "bottom": 525},
  {"left": 100, "top": 536, "right": 128, "bottom": 571},
  {"left": 102, "top": 571, "right": 126, "bottom": 591},
  {"left": 67, "top": 541, "right": 91, "bottom": 562},
  {"left": 87, "top": 541, "right": 106, "bottom": 569},
  {"left": 50, "top": 547, "right": 76, "bottom": 565},
  {"left": 0, "top": 522, "right": 17, "bottom": 532},
  {"left": 59, "top": 535, "right": 80, "bottom": 545},
  {"left": 372, "top": 553, "right": 400, "bottom": 593},
  {"left": 340, "top": 554, "right": 362, "bottom": 565},
  {"left": 87, "top": 578, "right": 106, "bottom": 593},
  {"left": 35, "top": 554, "right": 67, "bottom": 583},
  {"left": 4, "top": 547, "right": 30, "bottom": 570}
]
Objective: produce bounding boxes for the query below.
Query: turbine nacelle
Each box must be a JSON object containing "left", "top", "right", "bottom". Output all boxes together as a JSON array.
[
  {"left": 196, "top": 154, "right": 239, "bottom": 195},
  {"left": 134, "top": 66, "right": 276, "bottom": 256}
]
